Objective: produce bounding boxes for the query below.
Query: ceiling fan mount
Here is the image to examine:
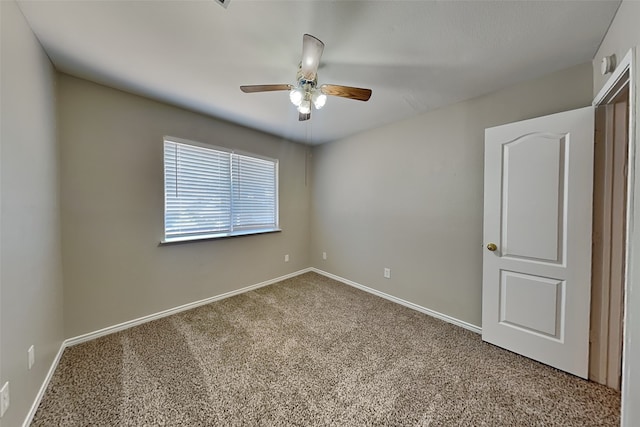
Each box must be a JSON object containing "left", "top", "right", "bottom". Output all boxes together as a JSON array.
[{"left": 241, "top": 34, "right": 372, "bottom": 122}]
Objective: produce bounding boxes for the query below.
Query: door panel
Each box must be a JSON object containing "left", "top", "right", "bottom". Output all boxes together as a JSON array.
[
  {"left": 483, "top": 106, "right": 594, "bottom": 378},
  {"left": 501, "top": 133, "right": 566, "bottom": 263},
  {"left": 500, "top": 271, "right": 563, "bottom": 339}
]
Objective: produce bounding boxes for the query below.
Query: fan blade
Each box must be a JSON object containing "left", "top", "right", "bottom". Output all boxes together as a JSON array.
[
  {"left": 320, "top": 84, "right": 372, "bottom": 101},
  {"left": 300, "top": 34, "right": 324, "bottom": 81},
  {"left": 240, "top": 84, "right": 293, "bottom": 93},
  {"left": 299, "top": 111, "right": 311, "bottom": 121}
]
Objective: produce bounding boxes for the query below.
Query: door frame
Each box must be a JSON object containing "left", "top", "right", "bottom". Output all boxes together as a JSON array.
[
  {"left": 593, "top": 48, "right": 637, "bottom": 427},
  {"left": 590, "top": 71, "right": 629, "bottom": 390}
]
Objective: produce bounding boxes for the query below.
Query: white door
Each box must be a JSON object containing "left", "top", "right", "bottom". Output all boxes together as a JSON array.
[{"left": 482, "top": 106, "right": 594, "bottom": 378}]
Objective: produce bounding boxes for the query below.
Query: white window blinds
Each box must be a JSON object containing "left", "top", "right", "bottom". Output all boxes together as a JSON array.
[{"left": 163, "top": 137, "right": 278, "bottom": 242}]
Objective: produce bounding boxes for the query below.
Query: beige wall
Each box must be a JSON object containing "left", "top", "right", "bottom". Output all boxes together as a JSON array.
[
  {"left": 58, "top": 75, "right": 310, "bottom": 338},
  {"left": 592, "top": 0, "right": 640, "bottom": 96},
  {"left": 592, "top": 1, "right": 640, "bottom": 424},
  {"left": 2, "top": 5, "right": 627, "bottom": 423},
  {"left": 0, "top": 1, "right": 64, "bottom": 426},
  {"left": 310, "top": 63, "right": 593, "bottom": 327}
]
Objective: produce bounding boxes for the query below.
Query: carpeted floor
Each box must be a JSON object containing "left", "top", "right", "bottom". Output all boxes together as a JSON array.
[{"left": 32, "top": 272, "right": 620, "bottom": 426}]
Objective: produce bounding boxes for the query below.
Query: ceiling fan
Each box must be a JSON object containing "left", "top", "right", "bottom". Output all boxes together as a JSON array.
[{"left": 240, "top": 34, "right": 372, "bottom": 121}]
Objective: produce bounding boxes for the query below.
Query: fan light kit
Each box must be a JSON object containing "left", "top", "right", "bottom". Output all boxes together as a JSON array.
[
  {"left": 289, "top": 87, "right": 326, "bottom": 113},
  {"left": 241, "top": 34, "right": 372, "bottom": 121}
]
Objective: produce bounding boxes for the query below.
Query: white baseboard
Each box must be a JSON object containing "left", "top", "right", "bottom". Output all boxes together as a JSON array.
[
  {"left": 22, "top": 343, "right": 66, "bottom": 427},
  {"left": 311, "top": 268, "right": 482, "bottom": 335},
  {"left": 65, "top": 268, "right": 313, "bottom": 347},
  {"left": 22, "top": 267, "right": 312, "bottom": 426},
  {"left": 24, "top": 267, "right": 480, "bottom": 425}
]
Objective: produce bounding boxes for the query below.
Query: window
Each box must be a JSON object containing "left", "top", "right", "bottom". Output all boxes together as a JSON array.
[{"left": 163, "top": 137, "right": 279, "bottom": 242}]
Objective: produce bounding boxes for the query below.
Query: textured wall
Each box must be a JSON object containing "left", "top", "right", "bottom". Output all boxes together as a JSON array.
[
  {"left": 0, "top": 1, "right": 64, "bottom": 426},
  {"left": 58, "top": 75, "right": 310, "bottom": 338},
  {"left": 310, "top": 63, "right": 593, "bottom": 327}
]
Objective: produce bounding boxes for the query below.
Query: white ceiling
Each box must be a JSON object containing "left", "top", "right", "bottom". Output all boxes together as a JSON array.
[{"left": 17, "top": 0, "right": 620, "bottom": 145}]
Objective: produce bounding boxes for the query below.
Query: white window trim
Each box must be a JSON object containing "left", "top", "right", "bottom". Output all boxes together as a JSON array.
[{"left": 161, "top": 136, "right": 280, "bottom": 244}]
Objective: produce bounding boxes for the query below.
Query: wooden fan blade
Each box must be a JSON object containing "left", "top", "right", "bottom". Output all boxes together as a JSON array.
[
  {"left": 299, "top": 111, "right": 311, "bottom": 121},
  {"left": 320, "top": 84, "right": 372, "bottom": 101},
  {"left": 240, "top": 84, "right": 293, "bottom": 93},
  {"left": 300, "top": 34, "right": 324, "bottom": 81}
]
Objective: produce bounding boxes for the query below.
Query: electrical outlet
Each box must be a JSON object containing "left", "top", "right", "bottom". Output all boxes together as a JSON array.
[
  {"left": 0, "top": 382, "right": 9, "bottom": 418},
  {"left": 284, "top": 254, "right": 289, "bottom": 262},
  {"left": 384, "top": 268, "right": 391, "bottom": 279},
  {"left": 28, "top": 345, "right": 35, "bottom": 370},
  {"left": 322, "top": 252, "right": 327, "bottom": 260}
]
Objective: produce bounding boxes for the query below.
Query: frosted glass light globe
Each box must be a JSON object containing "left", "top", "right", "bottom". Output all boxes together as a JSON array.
[
  {"left": 312, "top": 91, "right": 327, "bottom": 109},
  {"left": 289, "top": 89, "right": 303, "bottom": 106},
  {"left": 298, "top": 100, "right": 311, "bottom": 114}
]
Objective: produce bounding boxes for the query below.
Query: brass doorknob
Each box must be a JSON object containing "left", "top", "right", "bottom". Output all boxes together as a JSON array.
[{"left": 487, "top": 243, "right": 498, "bottom": 252}]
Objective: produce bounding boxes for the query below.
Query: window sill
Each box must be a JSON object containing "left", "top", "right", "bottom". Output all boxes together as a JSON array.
[{"left": 159, "top": 228, "right": 282, "bottom": 246}]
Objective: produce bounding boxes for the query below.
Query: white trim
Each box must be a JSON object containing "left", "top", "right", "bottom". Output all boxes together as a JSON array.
[
  {"left": 65, "top": 268, "right": 312, "bottom": 347},
  {"left": 311, "top": 268, "right": 483, "bottom": 334},
  {"left": 21, "top": 344, "right": 66, "bottom": 427},
  {"left": 621, "top": 46, "right": 638, "bottom": 427},
  {"left": 21, "top": 268, "right": 312, "bottom": 426},
  {"left": 593, "top": 47, "right": 636, "bottom": 427},
  {"left": 594, "top": 50, "right": 633, "bottom": 106},
  {"left": 23, "top": 266, "right": 482, "bottom": 426},
  {"left": 159, "top": 227, "right": 282, "bottom": 245}
]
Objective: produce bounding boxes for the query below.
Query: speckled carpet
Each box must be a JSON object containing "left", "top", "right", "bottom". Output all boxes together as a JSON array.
[{"left": 32, "top": 272, "right": 620, "bottom": 426}]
